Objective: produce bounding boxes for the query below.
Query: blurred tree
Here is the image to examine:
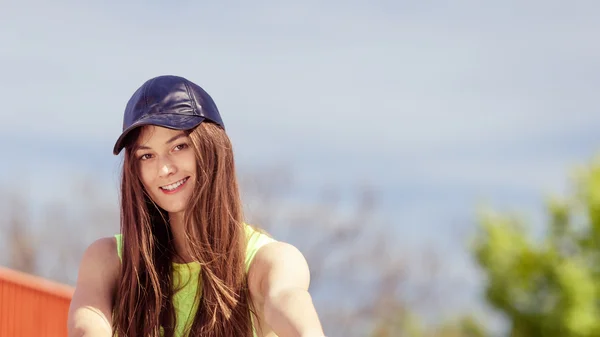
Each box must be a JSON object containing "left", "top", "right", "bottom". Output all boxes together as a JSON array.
[
  {"left": 0, "top": 175, "right": 119, "bottom": 285},
  {"left": 3, "top": 192, "right": 37, "bottom": 274},
  {"left": 369, "top": 288, "right": 488, "bottom": 337},
  {"left": 240, "top": 167, "right": 413, "bottom": 336},
  {"left": 372, "top": 313, "right": 487, "bottom": 337},
  {"left": 240, "top": 166, "right": 482, "bottom": 337},
  {"left": 472, "top": 156, "right": 600, "bottom": 337}
]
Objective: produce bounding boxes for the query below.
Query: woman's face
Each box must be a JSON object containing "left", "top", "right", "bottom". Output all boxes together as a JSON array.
[{"left": 134, "top": 125, "right": 197, "bottom": 215}]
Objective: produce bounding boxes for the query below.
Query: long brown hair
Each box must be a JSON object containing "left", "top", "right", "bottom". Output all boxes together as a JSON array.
[{"left": 112, "top": 122, "right": 254, "bottom": 337}]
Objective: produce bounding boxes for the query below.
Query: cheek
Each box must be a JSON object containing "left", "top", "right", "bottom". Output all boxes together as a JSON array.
[
  {"left": 138, "top": 164, "right": 155, "bottom": 189},
  {"left": 182, "top": 152, "right": 198, "bottom": 175}
]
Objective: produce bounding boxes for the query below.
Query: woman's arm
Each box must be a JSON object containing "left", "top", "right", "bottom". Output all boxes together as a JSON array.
[
  {"left": 67, "top": 237, "right": 119, "bottom": 337},
  {"left": 249, "top": 241, "right": 325, "bottom": 337}
]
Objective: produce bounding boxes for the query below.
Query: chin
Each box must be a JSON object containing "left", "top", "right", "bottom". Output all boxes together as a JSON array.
[
  {"left": 151, "top": 184, "right": 194, "bottom": 214},
  {"left": 159, "top": 202, "right": 188, "bottom": 214}
]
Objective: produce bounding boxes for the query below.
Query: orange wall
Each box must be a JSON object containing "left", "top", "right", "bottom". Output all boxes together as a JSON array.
[{"left": 0, "top": 266, "right": 74, "bottom": 337}]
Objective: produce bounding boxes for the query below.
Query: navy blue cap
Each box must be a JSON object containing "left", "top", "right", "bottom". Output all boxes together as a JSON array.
[{"left": 112, "top": 75, "right": 225, "bottom": 155}]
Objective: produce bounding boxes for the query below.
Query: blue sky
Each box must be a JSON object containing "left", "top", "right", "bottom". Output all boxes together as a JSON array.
[{"left": 2, "top": 0, "right": 600, "bottom": 330}]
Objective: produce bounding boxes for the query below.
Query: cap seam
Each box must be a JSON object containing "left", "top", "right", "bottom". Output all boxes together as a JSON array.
[
  {"left": 139, "top": 111, "right": 195, "bottom": 120},
  {"left": 182, "top": 81, "right": 198, "bottom": 115},
  {"left": 143, "top": 77, "right": 158, "bottom": 108}
]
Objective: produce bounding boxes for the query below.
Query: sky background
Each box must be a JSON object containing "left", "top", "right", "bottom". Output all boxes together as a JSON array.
[{"left": 1, "top": 0, "right": 600, "bottom": 332}]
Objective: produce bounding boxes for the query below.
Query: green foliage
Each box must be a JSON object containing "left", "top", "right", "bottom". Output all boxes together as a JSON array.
[
  {"left": 371, "top": 307, "right": 424, "bottom": 337},
  {"left": 473, "top": 157, "right": 600, "bottom": 337},
  {"left": 370, "top": 307, "right": 488, "bottom": 337}
]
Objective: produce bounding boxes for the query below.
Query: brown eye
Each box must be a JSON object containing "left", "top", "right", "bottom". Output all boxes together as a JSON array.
[
  {"left": 174, "top": 143, "right": 189, "bottom": 151},
  {"left": 139, "top": 154, "right": 152, "bottom": 160}
]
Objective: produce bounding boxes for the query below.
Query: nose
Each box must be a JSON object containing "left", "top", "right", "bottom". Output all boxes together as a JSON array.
[{"left": 158, "top": 156, "right": 177, "bottom": 177}]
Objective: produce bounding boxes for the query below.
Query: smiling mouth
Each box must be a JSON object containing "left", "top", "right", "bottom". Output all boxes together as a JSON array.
[{"left": 159, "top": 177, "right": 189, "bottom": 193}]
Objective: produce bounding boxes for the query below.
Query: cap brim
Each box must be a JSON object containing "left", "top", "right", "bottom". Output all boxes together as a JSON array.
[{"left": 112, "top": 114, "right": 205, "bottom": 155}]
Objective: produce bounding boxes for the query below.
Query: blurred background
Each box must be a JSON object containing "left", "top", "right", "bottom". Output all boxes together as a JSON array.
[{"left": 1, "top": 1, "right": 600, "bottom": 336}]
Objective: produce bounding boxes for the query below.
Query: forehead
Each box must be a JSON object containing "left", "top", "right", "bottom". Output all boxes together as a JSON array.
[{"left": 136, "top": 125, "right": 186, "bottom": 148}]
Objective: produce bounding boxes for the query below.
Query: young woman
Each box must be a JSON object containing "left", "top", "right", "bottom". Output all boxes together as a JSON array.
[{"left": 67, "top": 75, "right": 326, "bottom": 337}]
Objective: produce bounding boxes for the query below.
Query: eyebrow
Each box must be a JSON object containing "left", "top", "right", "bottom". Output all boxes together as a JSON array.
[{"left": 136, "top": 132, "right": 187, "bottom": 151}]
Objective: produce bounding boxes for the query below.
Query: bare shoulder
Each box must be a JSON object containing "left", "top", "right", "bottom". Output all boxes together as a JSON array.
[
  {"left": 77, "top": 236, "right": 121, "bottom": 281},
  {"left": 252, "top": 241, "right": 308, "bottom": 271},
  {"left": 68, "top": 236, "right": 120, "bottom": 336},
  {"left": 248, "top": 241, "right": 311, "bottom": 303},
  {"left": 83, "top": 236, "right": 119, "bottom": 263}
]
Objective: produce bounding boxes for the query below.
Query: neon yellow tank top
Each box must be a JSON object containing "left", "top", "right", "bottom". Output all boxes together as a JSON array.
[{"left": 114, "top": 223, "right": 276, "bottom": 337}]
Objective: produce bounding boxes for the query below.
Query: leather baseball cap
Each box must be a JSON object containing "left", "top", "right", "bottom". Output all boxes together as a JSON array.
[{"left": 112, "top": 75, "right": 225, "bottom": 155}]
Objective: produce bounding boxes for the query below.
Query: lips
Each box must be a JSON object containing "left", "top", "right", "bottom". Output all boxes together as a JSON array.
[{"left": 159, "top": 177, "right": 189, "bottom": 194}]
